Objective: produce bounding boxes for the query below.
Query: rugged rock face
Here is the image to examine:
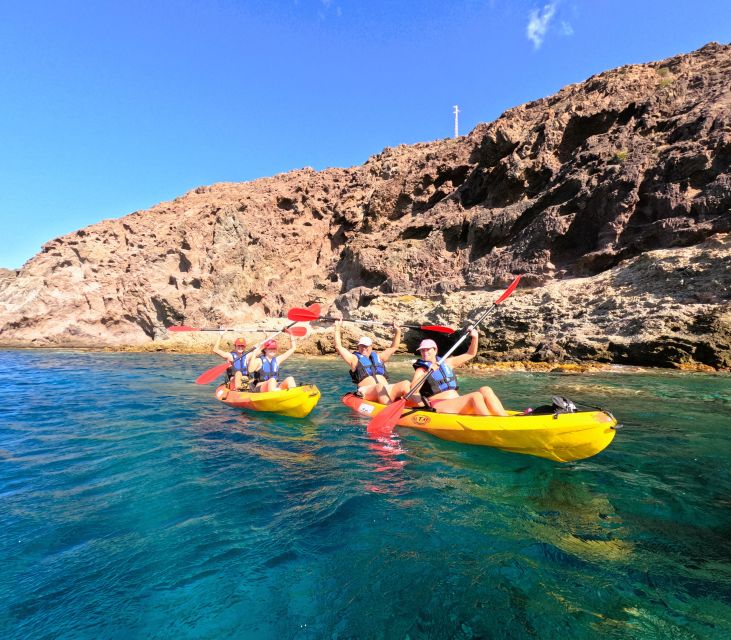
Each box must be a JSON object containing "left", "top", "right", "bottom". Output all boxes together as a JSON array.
[
  {"left": 1, "top": 43, "right": 729, "bottom": 369},
  {"left": 355, "top": 233, "right": 731, "bottom": 370}
]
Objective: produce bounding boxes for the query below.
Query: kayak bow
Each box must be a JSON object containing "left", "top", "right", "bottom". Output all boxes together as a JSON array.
[{"left": 342, "top": 393, "right": 617, "bottom": 462}]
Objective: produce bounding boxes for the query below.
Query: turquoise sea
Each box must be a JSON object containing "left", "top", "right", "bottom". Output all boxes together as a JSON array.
[{"left": 0, "top": 350, "right": 729, "bottom": 639}]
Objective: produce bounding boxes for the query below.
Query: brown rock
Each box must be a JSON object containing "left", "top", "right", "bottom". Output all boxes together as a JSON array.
[{"left": 0, "top": 43, "right": 729, "bottom": 370}]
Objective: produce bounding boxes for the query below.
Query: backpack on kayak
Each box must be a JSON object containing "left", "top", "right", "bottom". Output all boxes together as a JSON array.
[{"left": 530, "top": 396, "right": 578, "bottom": 416}]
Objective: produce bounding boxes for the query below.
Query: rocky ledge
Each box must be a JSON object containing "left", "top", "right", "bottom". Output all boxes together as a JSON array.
[{"left": 1, "top": 43, "right": 729, "bottom": 369}]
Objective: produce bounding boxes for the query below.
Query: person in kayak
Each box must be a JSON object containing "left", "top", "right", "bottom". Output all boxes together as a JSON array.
[
  {"left": 334, "top": 319, "right": 410, "bottom": 404},
  {"left": 411, "top": 335, "right": 508, "bottom": 416},
  {"left": 213, "top": 334, "right": 253, "bottom": 391},
  {"left": 248, "top": 337, "right": 298, "bottom": 392}
]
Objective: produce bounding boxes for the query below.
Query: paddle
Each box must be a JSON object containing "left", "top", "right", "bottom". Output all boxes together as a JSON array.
[
  {"left": 194, "top": 323, "right": 309, "bottom": 385},
  {"left": 195, "top": 361, "right": 234, "bottom": 385},
  {"left": 286, "top": 307, "right": 455, "bottom": 334},
  {"left": 194, "top": 303, "right": 319, "bottom": 385},
  {"left": 366, "top": 275, "right": 522, "bottom": 437},
  {"left": 169, "top": 325, "right": 309, "bottom": 336}
]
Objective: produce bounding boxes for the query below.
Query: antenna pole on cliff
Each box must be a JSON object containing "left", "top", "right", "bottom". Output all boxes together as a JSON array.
[{"left": 453, "top": 105, "right": 460, "bottom": 138}]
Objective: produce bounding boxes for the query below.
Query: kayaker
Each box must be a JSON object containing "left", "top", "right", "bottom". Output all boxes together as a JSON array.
[
  {"left": 213, "top": 334, "right": 253, "bottom": 391},
  {"left": 333, "top": 319, "right": 410, "bottom": 404},
  {"left": 248, "top": 336, "right": 298, "bottom": 392},
  {"left": 410, "top": 335, "right": 508, "bottom": 416}
]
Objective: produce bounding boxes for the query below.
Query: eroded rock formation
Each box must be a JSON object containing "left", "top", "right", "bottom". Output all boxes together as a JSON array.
[{"left": 1, "top": 43, "right": 729, "bottom": 368}]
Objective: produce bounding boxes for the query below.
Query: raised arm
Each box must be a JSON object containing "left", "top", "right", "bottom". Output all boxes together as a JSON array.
[
  {"left": 247, "top": 343, "right": 264, "bottom": 372},
  {"left": 243, "top": 348, "right": 257, "bottom": 369},
  {"left": 276, "top": 336, "right": 297, "bottom": 366},
  {"left": 447, "top": 329, "right": 479, "bottom": 368},
  {"left": 334, "top": 321, "right": 358, "bottom": 369},
  {"left": 213, "top": 331, "right": 234, "bottom": 361},
  {"left": 380, "top": 322, "right": 402, "bottom": 361}
]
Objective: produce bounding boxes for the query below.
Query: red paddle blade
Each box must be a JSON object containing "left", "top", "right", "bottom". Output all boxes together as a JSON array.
[
  {"left": 495, "top": 275, "right": 522, "bottom": 304},
  {"left": 195, "top": 361, "right": 230, "bottom": 385},
  {"left": 285, "top": 325, "right": 308, "bottom": 337},
  {"left": 287, "top": 307, "right": 320, "bottom": 322},
  {"left": 305, "top": 303, "right": 321, "bottom": 316},
  {"left": 366, "top": 399, "right": 407, "bottom": 437},
  {"left": 420, "top": 325, "right": 455, "bottom": 334},
  {"left": 168, "top": 325, "right": 200, "bottom": 332}
]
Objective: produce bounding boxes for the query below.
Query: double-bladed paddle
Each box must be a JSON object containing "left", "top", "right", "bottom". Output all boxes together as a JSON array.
[
  {"left": 286, "top": 307, "right": 455, "bottom": 334},
  {"left": 194, "top": 304, "right": 319, "bottom": 385},
  {"left": 195, "top": 361, "right": 237, "bottom": 385},
  {"left": 169, "top": 325, "right": 309, "bottom": 336},
  {"left": 366, "top": 276, "right": 522, "bottom": 437},
  {"left": 194, "top": 324, "right": 309, "bottom": 385}
]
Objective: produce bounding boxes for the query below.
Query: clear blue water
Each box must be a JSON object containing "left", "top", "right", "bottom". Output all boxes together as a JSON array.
[{"left": 1, "top": 350, "right": 730, "bottom": 639}]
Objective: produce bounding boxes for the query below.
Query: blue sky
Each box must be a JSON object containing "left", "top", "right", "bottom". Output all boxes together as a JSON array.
[{"left": 0, "top": 1, "right": 729, "bottom": 269}]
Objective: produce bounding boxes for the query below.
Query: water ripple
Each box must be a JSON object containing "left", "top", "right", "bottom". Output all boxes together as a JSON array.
[{"left": 0, "top": 351, "right": 730, "bottom": 638}]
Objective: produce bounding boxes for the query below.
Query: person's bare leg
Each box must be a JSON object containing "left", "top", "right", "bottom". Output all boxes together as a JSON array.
[
  {"left": 377, "top": 380, "right": 411, "bottom": 404},
  {"left": 478, "top": 386, "right": 508, "bottom": 416},
  {"left": 279, "top": 376, "right": 296, "bottom": 390},
  {"left": 431, "top": 393, "right": 490, "bottom": 416},
  {"left": 393, "top": 380, "right": 411, "bottom": 399},
  {"left": 376, "top": 384, "right": 391, "bottom": 405},
  {"left": 359, "top": 384, "right": 381, "bottom": 402},
  {"left": 256, "top": 379, "right": 277, "bottom": 392}
]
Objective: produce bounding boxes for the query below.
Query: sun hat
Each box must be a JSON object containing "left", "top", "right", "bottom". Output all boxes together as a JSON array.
[
  {"left": 234, "top": 337, "right": 246, "bottom": 348},
  {"left": 357, "top": 336, "right": 373, "bottom": 347},
  {"left": 416, "top": 339, "right": 438, "bottom": 352}
]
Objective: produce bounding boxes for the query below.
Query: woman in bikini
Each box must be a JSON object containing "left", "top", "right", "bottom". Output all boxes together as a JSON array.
[{"left": 410, "top": 333, "right": 508, "bottom": 416}]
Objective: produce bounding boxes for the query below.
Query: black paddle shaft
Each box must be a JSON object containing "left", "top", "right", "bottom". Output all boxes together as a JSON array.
[{"left": 318, "top": 316, "right": 431, "bottom": 330}]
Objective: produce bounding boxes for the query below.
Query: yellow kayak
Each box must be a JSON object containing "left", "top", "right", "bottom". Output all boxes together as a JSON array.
[
  {"left": 215, "top": 384, "right": 321, "bottom": 418},
  {"left": 342, "top": 393, "right": 617, "bottom": 462}
]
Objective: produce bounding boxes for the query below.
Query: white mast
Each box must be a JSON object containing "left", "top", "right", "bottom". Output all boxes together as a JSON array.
[{"left": 453, "top": 105, "right": 460, "bottom": 138}]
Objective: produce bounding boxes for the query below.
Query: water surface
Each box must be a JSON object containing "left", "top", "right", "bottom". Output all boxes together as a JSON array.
[{"left": 1, "top": 351, "right": 729, "bottom": 639}]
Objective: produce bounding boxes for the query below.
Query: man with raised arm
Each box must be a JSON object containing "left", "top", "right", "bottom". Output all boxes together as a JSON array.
[{"left": 334, "top": 320, "right": 410, "bottom": 404}]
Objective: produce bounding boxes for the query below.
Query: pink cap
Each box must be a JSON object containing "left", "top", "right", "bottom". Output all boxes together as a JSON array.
[
  {"left": 262, "top": 340, "right": 278, "bottom": 350},
  {"left": 417, "top": 339, "right": 438, "bottom": 352}
]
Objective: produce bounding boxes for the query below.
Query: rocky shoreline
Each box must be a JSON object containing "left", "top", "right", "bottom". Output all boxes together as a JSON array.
[
  {"left": 1, "top": 343, "right": 721, "bottom": 374},
  {"left": 1, "top": 43, "right": 729, "bottom": 370}
]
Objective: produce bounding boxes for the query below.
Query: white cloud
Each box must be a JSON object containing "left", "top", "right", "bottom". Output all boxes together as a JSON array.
[
  {"left": 526, "top": 3, "right": 557, "bottom": 49},
  {"left": 560, "top": 20, "right": 574, "bottom": 36},
  {"left": 319, "top": 0, "right": 342, "bottom": 17}
]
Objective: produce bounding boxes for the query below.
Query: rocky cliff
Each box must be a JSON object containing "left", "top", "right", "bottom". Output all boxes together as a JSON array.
[{"left": 1, "top": 43, "right": 729, "bottom": 369}]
